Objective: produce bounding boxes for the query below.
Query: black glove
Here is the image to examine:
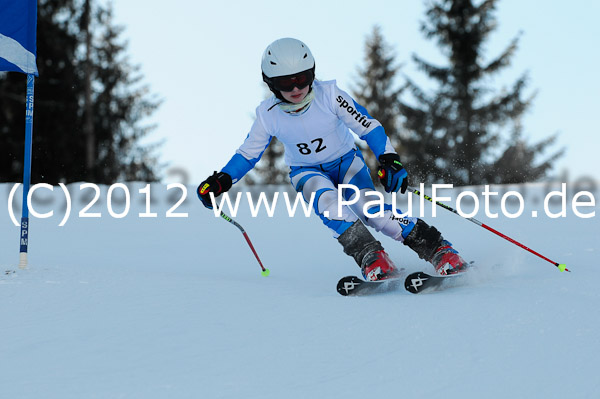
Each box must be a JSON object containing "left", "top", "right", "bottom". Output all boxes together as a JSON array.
[
  {"left": 377, "top": 153, "right": 408, "bottom": 194},
  {"left": 197, "top": 171, "right": 232, "bottom": 209}
]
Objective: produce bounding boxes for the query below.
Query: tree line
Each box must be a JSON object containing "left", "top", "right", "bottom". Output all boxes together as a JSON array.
[
  {"left": 249, "top": 0, "right": 563, "bottom": 186},
  {"left": 0, "top": 0, "right": 160, "bottom": 184},
  {"left": 0, "top": 0, "right": 563, "bottom": 186}
]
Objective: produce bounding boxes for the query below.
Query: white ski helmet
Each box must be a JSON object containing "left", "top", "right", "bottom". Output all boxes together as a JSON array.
[{"left": 261, "top": 38, "right": 315, "bottom": 98}]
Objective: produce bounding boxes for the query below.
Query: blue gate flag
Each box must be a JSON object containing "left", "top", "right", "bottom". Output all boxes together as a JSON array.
[{"left": 0, "top": 0, "right": 38, "bottom": 75}]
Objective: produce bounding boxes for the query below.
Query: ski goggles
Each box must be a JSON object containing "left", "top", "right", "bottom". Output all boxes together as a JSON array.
[{"left": 269, "top": 69, "right": 314, "bottom": 92}]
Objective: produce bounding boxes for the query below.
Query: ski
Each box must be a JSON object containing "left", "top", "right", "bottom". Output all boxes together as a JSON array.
[
  {"left": 336, "top": 275, "right": 403, "bottom": 296},
  {"left": 337, "top": 269, "right": 472, "bottom": 296},
  {"left": 404, "top": 271, "right": 469, "bottom": 294}
]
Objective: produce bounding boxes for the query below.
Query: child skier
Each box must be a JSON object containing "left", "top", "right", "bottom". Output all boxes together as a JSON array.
[{"left": 198, "top": 38, "right": 468, "bottom": 281}]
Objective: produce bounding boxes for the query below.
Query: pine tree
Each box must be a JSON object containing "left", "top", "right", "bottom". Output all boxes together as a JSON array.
[
  {"left": 484, "top": 123, "right": 561, "bottom": 184},
  {"left": 0, "top": 0, "right": 161, "bottom": 184},
  {"left": 87, "top": 3, "right": 161, "bottom": 182},
  {"left": 398, "top": 0, "right": 562, "bottom": 185},
  {"left": 353, "top": 26, "right": 403, "bottom": 180}
]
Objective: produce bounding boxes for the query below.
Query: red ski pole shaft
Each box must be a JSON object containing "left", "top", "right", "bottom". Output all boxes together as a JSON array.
[
  {"left": 220, "top": 211, "right": 270, "bottom": 276},
  {"left": 408, "top": 187, "right": 569, "bottom": 272},
  {"left": 479, "top": 223, "right": 568, "bottom": 271}
]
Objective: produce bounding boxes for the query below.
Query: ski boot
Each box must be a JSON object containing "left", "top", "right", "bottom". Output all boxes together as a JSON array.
[
  {"left": 430, "top": 240, "right": 468, "bottom": 275},
  {"left": 361, "top": 249, "right": 400, "bottom": 281},
  {"left": 403, "top": 219, "right": 469, "bottom": 276}
]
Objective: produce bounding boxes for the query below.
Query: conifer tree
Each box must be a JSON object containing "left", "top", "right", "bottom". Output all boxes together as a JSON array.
[
  {"left": 0, "top": 0, "right": 161, "bottom": 183},
  {"left": 398, "top": 0, "right": 562, "bottom": 185},
  {"left": 353, "top": 26, "right": 403, "bottom": 180}
]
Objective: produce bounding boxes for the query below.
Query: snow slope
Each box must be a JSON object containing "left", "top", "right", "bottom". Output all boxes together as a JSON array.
[{"left": 1, "top": 182, "right": 598, "bottom": 399}]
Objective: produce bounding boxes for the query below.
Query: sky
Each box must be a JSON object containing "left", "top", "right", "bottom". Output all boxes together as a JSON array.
[{"left": 111, "top": 0, "right": 600, "bottom": 186}]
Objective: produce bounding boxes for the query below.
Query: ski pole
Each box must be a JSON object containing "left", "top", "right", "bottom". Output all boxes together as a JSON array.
[
  {"left": 219, "top": 211, "right": 270, "bottom": 276},
  {"left": 407, "top": 186, "right": 569, "bottom": 272}
]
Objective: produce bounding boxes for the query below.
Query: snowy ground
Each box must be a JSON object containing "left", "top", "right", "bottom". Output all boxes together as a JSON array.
[{"left": 1, "top": 182, "right": 598, "bottom": 399}]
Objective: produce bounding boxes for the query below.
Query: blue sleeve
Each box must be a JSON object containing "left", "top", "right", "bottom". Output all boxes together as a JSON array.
[
  {"left": 221, "top": 137, "right": 273, "bottom": 183},
  {"left": 363, "top": 126, "right": 390, "bottom": 160}
]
